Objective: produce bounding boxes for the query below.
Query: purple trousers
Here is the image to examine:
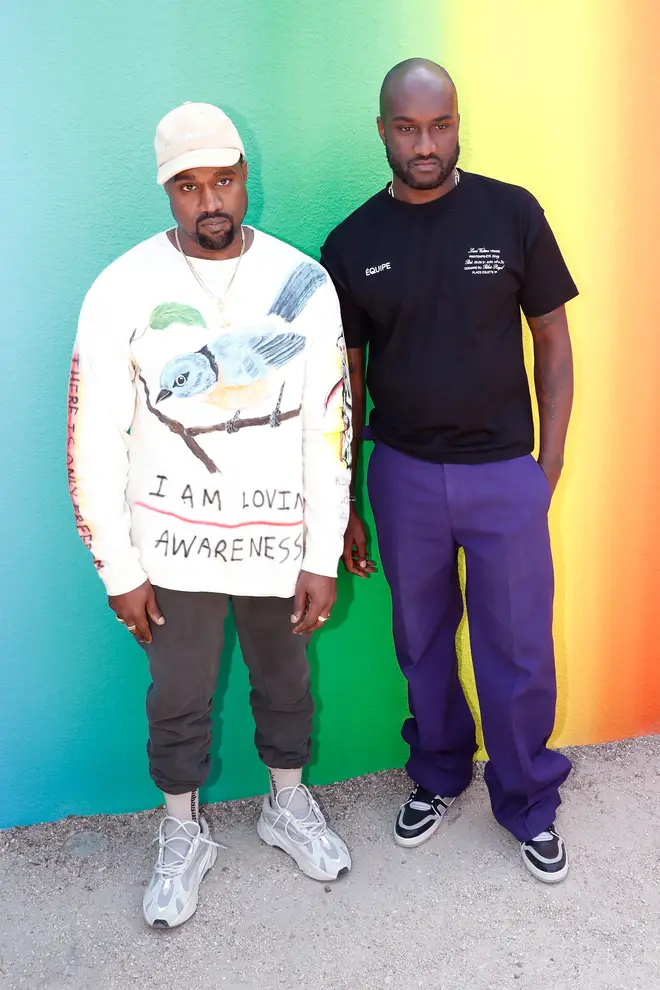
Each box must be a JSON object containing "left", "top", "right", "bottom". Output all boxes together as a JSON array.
[{"left": 368, "top": 443, "right": 571, "bottom": 842}]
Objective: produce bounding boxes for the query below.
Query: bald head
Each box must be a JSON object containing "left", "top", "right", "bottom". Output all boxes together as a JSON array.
[
  {"left": 379, "top": 58, "right": 457, "bottom": 119},
  {"left": 376, "top": 58, "right": 460, "bottom": 196}
]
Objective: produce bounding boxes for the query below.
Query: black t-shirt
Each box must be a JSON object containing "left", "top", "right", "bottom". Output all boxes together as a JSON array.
[{"left": 321, "top": 171, "right": 578, "bottom": 464}]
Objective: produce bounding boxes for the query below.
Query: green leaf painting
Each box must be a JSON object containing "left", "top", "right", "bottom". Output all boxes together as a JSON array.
[{"left": 149, "top": 302, "right": 207, "bottom": 330}]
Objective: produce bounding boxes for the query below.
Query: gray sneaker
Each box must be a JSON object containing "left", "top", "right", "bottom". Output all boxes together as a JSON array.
[
  {"left": 143, "top": 816, "right": 218, "bottom": 928},
  {"left": 257, "top": 784, "right": 351, "bottom": 882}
]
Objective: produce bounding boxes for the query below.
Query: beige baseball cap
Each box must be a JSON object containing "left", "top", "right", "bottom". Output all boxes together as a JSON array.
[{"left": 155, "top": 102, "right": 245, "bottom": 185}]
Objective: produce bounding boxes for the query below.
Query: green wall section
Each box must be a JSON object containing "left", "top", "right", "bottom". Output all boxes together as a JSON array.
[{"left": 1, "top": 1, "right": 441, "bottom": 827}]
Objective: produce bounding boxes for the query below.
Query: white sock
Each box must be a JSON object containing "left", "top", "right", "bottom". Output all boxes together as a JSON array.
[
  {"left": 159, "top": 792, "right": 199, "bottom": 869},
  {"left": 268, "top": 768, "right": 309, "bottom": 819},
  {"left": 164, "top": 790, "right": 199, "bottom": 823}
]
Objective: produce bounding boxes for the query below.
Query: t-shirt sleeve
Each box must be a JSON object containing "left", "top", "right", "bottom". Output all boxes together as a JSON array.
[
  {"left": 320, "top": 235, "right": 371, "bottom": 349},
  {"left": 519, "top": 204, "right": 579, "bottom": 319}
]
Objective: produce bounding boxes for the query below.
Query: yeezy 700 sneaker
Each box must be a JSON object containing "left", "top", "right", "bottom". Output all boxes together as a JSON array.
[
  {"left": 257, "top": 784, "right": 351, "bottom": 882},
  {"left": 143, "top": 816, "right": 219, "bottom": 928}
]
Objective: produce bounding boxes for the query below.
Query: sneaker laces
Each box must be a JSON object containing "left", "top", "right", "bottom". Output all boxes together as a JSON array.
[
  {"left": 153, "top": 816, "right": 221, "bottom": 880},
  {"left": 271, "top": 784, "right": 328, "bottom": 843}
]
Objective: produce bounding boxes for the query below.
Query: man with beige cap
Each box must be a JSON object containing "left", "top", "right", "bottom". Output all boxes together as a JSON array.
[{"left": 67, "top": 102, "right": 353, "bottom": 928}]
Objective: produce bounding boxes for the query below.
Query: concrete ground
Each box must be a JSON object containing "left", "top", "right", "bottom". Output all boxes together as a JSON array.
[{"left": 1, "top": 737, "right": 659, "bottom": 990}]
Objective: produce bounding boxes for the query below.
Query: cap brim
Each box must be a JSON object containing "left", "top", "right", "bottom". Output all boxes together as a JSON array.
[{"left": 157, "top": 147, "right": 242, "bottom": 185}]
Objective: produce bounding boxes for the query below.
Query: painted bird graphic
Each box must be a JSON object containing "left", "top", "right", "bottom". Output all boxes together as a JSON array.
[
  {"left": 157, "top": 330, "right": 305, "bottom": 429},
  {"left": 155, "top": 262, "right": 326, "bottom": 432}
]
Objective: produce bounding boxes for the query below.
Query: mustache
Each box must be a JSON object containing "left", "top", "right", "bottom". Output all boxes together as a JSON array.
[
  {"left": 408, "top": 156, "right": 443, "bottom": 165},
  {"left": 195, "top": 211, "right": 233, "bottom": 226}
]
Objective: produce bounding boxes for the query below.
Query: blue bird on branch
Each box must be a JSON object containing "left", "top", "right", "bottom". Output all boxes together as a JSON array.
[{"left": 155, "top": 262, "right": 326, "bottom": 432}]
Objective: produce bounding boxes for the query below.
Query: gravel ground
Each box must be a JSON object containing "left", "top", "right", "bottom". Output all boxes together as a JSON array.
[{"left": 1, "top": 737, "right": 659, "bottom": 990}]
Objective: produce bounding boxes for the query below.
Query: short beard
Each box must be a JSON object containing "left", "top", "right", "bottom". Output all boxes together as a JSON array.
[
  {"left": 386, "top": 141, "right": 460, "bottom": 190},
  {"left": 194, "top": 211, "right": 236, "bottom": 251}
]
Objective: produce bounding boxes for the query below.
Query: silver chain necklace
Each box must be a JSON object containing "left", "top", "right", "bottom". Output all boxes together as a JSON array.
[
  {"left": 388, "top": 167, "right": 460, "bottom": 199},
  {"left": 174, "top": 225, "right": 246, "bottom": 328}
]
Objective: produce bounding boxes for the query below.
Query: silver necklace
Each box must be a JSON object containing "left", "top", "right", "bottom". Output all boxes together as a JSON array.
[
  {"left": 388, "top": 167, "right": 460, "bottom": 199},
  {"left": 174, "top": 225, "right": 246, "bottom": 328}
]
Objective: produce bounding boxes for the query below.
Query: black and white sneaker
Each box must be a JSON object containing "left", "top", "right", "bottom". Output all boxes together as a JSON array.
[
  {"left": 394, "top": 784, "right": 455, "bottom": 848},
  {"left": 521, "top": 825, "right": 569, "bottom": 883}
]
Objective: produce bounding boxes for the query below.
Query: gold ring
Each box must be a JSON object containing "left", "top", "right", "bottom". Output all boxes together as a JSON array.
[
  {"left": 127, "top": 625, "right": 138, "bottom": 632},
  {"left": 318, "top": 615, "right": 330, "bottom": 623},
  {"left": 116, "top": 616, "right": 125, "bottom": 624}
]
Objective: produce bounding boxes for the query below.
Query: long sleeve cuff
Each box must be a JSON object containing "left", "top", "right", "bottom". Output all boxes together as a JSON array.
[
  {"left": 302, "top": 538, "right": 342, "bottom": 579},
  {"left": 97, "top": 553, "right": 148, "bottom": 597}
]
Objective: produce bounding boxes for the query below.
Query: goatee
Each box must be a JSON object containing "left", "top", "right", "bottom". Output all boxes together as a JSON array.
[
  {"left": 386, "top": 141, "right": 460, "bottom": 190},
  {"left": 194, "top": 211, "right": 236, "bottom": 251}
]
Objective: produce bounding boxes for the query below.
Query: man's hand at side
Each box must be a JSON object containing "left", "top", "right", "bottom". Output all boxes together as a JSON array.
[
  {"left": 109, "top": 580, "right": 165, "bottom": 644},
  {"left": 342, "top": 506, "right": 377, "bottom": 577},
  {"left": 538, "top": 453, "right": 563, "bottom": 495},
  {"left": 291, "top": 571, "right": 337, "bottom": 635}
]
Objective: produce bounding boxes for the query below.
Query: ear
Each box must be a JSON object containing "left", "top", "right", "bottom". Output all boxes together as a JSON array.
[
  {"left": 241, "top": 158, "right": 248, "bottom": 182},
  {"left": 377, "top": 116, "right": 386, "bottom": 146}
]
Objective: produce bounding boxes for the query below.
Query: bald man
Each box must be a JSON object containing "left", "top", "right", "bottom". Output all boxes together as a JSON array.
[{"left": 321, "top": 59, "right": 578, "bottom": 882}]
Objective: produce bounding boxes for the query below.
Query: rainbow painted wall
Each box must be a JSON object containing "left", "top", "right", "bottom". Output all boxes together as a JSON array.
[{"left": 1, "top": 2, "right": 659, "bottom": 828}]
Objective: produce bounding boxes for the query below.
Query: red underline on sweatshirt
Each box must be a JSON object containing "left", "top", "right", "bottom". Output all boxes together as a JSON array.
[{"left": 134, "top": 501, "right": 303, "bottom": 530}]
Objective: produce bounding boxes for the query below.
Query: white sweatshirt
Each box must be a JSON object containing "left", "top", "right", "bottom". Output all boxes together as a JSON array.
[{"left": 67, "top": 228, "right": 352, "bottom": 598}]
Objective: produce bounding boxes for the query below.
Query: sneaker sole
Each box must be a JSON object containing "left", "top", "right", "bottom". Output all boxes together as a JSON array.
[
  {"left": 520, "top": 846, "right": 569, "bottom": 884},
  {"left": 394, "top": 815, "right": 444, "bottom": 849},
  {"left": 144, "top": 842, "right": 218, "bottom": 929},
  {"left": 257, "top": 816, "right": 351, "bottom": 882}
]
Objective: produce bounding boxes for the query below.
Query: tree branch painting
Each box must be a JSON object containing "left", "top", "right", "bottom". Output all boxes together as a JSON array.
[{"left": 139, "top": 375, "right": 301, "bottom": 475}]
